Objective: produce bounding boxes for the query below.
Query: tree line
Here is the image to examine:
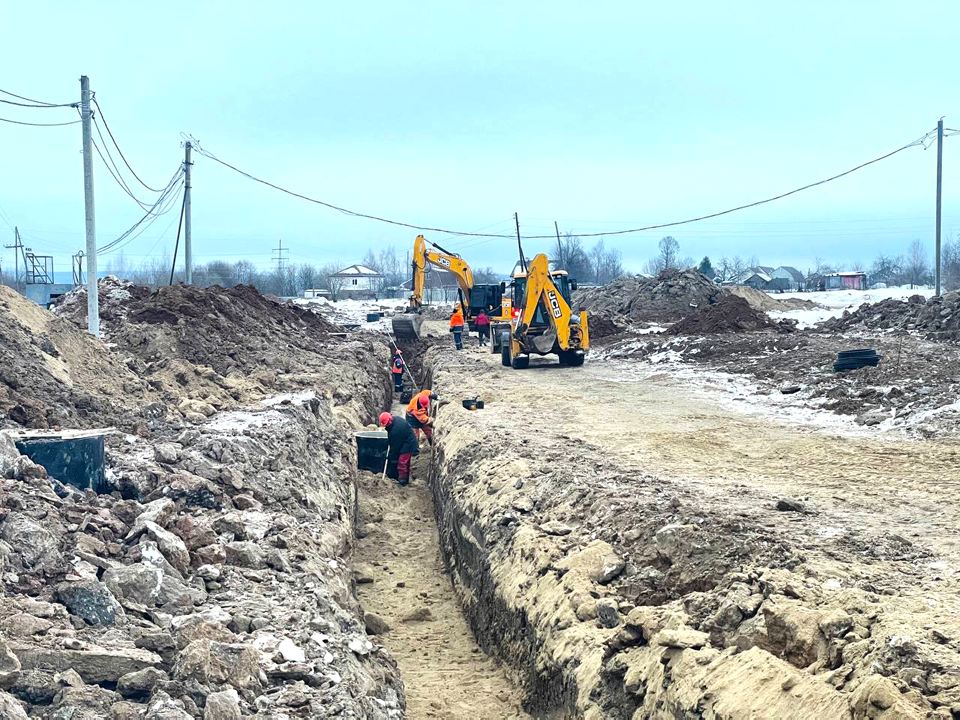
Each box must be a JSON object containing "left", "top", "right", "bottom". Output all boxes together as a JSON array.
[{"left": 551, "top": 232, "right": 625, "bottom": 285}]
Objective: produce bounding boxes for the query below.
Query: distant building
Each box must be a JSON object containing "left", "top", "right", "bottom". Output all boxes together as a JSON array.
[
  {"left": 330, "top": 264, "right": 384, "bottom": 298},
  {"left": 824, "top": 271, "right": 867, "bottom": 291},
  {"left": 769, "top": 266, "right": 805, "bottom": 292},
  {"left": 301, "top": 288, "right": 330, "bottom": 300},
  {"left": 743, "top": 271, "right": 772, "bottom": 289},
  {"left": 401, "top": 267, "right": 461, "bottom": 303}
]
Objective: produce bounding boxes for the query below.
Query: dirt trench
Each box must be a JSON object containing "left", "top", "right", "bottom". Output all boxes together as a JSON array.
[{"left": 353, "top": 389, "right": 529, "bottom": 718}]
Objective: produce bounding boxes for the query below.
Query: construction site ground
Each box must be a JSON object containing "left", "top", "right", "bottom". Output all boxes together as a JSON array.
[{"left": 417, "top": 320, "right": 960, "bottom": 718}]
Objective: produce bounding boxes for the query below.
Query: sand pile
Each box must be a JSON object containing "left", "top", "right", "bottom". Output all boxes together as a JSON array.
[
  {"left": 667, "top": 294, "right": 793, "bottom": 335},
  {"left": 729, "top": 285, "right": 820, "bottom": 312}
]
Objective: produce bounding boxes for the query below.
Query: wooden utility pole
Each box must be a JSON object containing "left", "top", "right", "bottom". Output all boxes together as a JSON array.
[
  {"left": 4, "top": 227, "right": 24, "bottom": 292},
  {"left": 514, "top": 212, "right": 526, "bottom": 273},
  {"left": 935, "top": 118, "right": 943, "bottom": 296},
  {"left": 184, "top": 141, "right": 193, "bottom": 284},
  {"left": 80, "top": 75, "right": 99, "bottom": 336},
  {"left": 554, "top": 220, "right": 563, "bottom": 269}
]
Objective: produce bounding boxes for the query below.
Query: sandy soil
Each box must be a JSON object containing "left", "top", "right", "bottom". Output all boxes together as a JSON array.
[
  {"left": 354, "top": 405, "right": 528, "bottom": 720},
  {"left": 421, "top": 342, "right": 960, "bottom": 717}
]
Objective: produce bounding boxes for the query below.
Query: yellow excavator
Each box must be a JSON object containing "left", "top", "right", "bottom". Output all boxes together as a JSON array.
[
  {"left": 392, "top": 235, "right": 511, "bottom": 339},
  {"left": 493, "top": 253, "right": 589, "bottom": 368}
]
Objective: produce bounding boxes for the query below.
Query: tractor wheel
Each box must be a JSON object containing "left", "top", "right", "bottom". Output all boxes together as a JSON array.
[
  {"left": 512, "top": 354, "right": 529, "bottom": 369},
  {"left": 500, "top": 333, "right": 512, "bottom": 367}
]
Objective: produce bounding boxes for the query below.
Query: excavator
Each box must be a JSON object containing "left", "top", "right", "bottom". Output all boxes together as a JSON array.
[
  {"left": 392, "top": 235, "right": 511, "bottom": 339},
  {"left": 493, "top": 253, "right": 589, "bottom": 368}
]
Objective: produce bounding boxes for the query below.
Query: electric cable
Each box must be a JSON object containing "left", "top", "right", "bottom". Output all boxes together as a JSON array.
[
  {"left": 93, "top": 98, "right": 165, "bottom": 192},
  {"left": 98, "top": 169, "right": 185, "bottom": 256},
  {"left": 90, "top": 135, "right": 154, "bottom": 210},
  {"left": 0, "top": 87, "right": 75, "bottom": 106},
  {"left": 186, "top": 128, "right": 939, "bottom": 241},
  {"left": 0, "top": 116, "right": 80, "bottom": 127}
]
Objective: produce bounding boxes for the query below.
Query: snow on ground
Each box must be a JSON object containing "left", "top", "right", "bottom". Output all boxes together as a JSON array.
[
  {"left": 769, "top": 285, "right": 935, "bottom": 328},
  {"left": 294, "top": 297, "right": 406, "bottom": 335}
]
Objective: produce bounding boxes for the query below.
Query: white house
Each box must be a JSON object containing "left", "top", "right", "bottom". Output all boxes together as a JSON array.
[
  {"left": 330, "top": 264, "right": 384, "bottom": 298},
  {"left": 769, "top": 266, "right": 805, "bottom": 292}
]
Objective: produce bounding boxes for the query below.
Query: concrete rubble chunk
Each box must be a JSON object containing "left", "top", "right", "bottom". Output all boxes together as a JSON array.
[
  {"left": 0, "top": 639, "right": 22, "bottom": 688},
  {"left": 1, "top": 512, "right": 62, "bottom": 570},
  {"left": 656, "top": 628, "right": 710, "bottom": 649},
  {"left": 172, "top": 639, "right": 261, "bottom": 690},
  {"left": 103, "top": 562, "right": 164, "bottom": 607},
  {"left": 55, "top": 580, "right": 123, "bottom": 626},
  {"left": 127, "top": 499, "right": 177, "bottom": 539},
  {"left": 142, "top": 521, "right": 191, "bottom": 574},
  {"left": 204, "top": 688, "right": 242, "bottom": 719},
  {"left": 0, "top": 689, "right": 28, "bottom": 719},
  {"left": 556, "top": 540, "right": 625, "bottom": 585},
  {"left": 10, "top": 644, "right": 162, "bottom": 685},
  {"left": 116, "top": 666, "right": 167, "bottom": 698}
]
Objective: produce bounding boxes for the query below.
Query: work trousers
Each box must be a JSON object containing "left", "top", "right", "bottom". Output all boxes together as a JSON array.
[
  {"left": 452, "top": 328, "right": 463, "bottom": 350},
  {"left": 393, "top": 373, "right": 403, "bottom": 392}
]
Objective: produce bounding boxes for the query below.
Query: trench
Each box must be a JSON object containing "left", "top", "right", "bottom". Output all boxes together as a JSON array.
[{"left": 353, "top": 342, "right": 530, "bottom": 719}]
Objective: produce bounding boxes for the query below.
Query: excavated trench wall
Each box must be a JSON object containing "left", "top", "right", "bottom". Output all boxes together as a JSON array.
[{"left": 419, "top": 348, "right": 942, "bottom": 719}]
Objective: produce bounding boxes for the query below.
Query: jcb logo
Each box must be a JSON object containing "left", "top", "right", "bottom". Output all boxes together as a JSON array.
[
  {"left": 437, "top": 257, "right": 451, "bottom": 268},
  {"left": 547, "top": 290, "right": 563, "bottom": 319}
]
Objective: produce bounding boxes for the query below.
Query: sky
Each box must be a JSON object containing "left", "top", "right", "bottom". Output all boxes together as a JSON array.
[{"left": 1, "top": 0, "right": 958, "bottom": 279}]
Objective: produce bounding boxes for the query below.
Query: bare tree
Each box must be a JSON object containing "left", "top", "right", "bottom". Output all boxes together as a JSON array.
[
  {"left": 473, "top": 266, "right": 500, "bottom": 284},
  {"left": 658, "top": 236, "right": 679, "bottom": 269},
  {"left": 716, "top": 256, "right": 732, "bottom": 282},
  {"left": 943, "top": 233, "right": 960, "bottom": 291},
  {"left": 905, "top": 238, "right": 930, "bottom": 288},
  {"left": 730, "top": 256, "right": 749, "bottom": 283},
  {"left": 552, "top": 232, "right": 592, "bottom": 280},
  {"left": 589, "top": 240, "right": 606, "bottom": 284}
]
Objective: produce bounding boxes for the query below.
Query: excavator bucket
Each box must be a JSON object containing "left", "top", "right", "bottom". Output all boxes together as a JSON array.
[{"left": 391, "top": 314, "right": 424, "bottom": 340}]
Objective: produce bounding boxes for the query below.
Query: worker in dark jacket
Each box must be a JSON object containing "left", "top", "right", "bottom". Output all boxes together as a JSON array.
[{"left": 379, "top": 412, "right": 418, "bottom": 486}]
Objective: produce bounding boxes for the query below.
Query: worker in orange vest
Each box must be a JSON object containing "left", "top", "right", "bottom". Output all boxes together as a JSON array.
[
  {"left": 449, "top": 306, "right": 465, "bottom": 350},
  {"left": 390, "top": 349, "right": 404, "bottom": 393},
  {"left": 406, "top": 389, "right": 438, "bottom": 444}
]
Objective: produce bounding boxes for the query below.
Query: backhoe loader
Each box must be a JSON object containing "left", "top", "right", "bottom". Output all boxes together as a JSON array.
[
  {"left": 392, "top": 235, "right": 511, "bottom": 339},
  {"left": 495, "top": 253, "right": 589, "bottom": 368}
]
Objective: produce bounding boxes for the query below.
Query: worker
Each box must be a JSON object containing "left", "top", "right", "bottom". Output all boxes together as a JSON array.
[
  {"left": 390, "top": 349, "right": 404, "bottom": 393},
  {"left": 406, "top": 389, "right": 438, "bottom": 444},
  {"left": 379, "top": 412, "right": 418, "bottom": 487},
  {"left": 475, "top": 309, "right": 490, "bottom": 347},
  {"left": 449, "top": 306, "right": 465, "bottom": 350}
]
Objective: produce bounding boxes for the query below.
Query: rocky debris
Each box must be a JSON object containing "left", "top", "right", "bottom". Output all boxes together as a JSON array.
[
  {"left": 819, "top": 289, "right": 960, "bottom": 341},
  {"left": 576, "top": 268, "right": 725, "bottom": 325},
  {"left": 728, "top": 285, "right": 821, "bottom": 313},
  {"left": 667, "top": 294, "right": 793, "bottom": 335},
  {"left": 0, "top": 284, "right": 404, "bottom": 717},
  {"left": 364, "top": 612, "right": 391, "bottom": 635}
]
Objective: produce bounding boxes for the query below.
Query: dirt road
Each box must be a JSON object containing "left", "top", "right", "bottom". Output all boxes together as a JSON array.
[{"left": 355, "top": 438, "right": 529, "bottom": 719}]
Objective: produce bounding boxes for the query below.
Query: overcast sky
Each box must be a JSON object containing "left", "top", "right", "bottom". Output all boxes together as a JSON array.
[{"left": 1, "top": 1, "right": 958, "bottom": 278}]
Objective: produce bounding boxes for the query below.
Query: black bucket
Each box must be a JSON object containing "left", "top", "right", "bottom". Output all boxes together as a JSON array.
[
  {"left": 15, "top": 434, "right": 107, "bottom": 493},
  {"left": 355, "top": 431, "right": 388, "bottom": 473},
  {"left": 366, "top": 312, "right": 381, "bottom": 322}
]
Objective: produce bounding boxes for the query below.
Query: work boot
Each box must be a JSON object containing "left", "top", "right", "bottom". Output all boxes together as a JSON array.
[{"left": 398, "top": 477, "right": 409, "bottom": 487}]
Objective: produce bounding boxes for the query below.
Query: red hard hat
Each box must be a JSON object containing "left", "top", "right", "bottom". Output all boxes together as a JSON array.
[{"left": 379, "top": 412, "right": 393, "bottom": 427}]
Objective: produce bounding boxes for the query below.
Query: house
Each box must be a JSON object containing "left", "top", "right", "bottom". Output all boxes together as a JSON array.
[
  {"left": 768, "top": 266, "right": 805, "bottom": 292},
  {"left": 824, "top": 271, "right": 867, "bottom": 291},
  {"left": 401, "top": 267, "right": 461, "bottom": 304},
  {"left": 755, "top": 265, "right": 776, "bottom": 276},
  {"left": 330, "top": 264, "right": 384, "bottom": 298},
  {"left": 743, "top": 271, "right": 772, "bottom": 289},
  {"left": 301, "top": 288, "right": 330, "bottom": 300}
]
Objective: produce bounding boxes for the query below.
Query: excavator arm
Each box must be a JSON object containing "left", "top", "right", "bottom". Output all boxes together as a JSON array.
[
  {"left": 393, "top": 235, "right": 476, "bottom": 339},
  {"left": 513, "top": 254, "right": 574, "bottom": 348}
]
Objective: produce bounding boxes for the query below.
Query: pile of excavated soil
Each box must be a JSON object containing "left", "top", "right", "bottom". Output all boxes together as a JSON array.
[
  {"left": 0, "top": 285, "right": 164, "bottom": 431},
  {"left": 819, "top": 290, "right": 960, "bottom": 341},
  {"left": 53, "top": 280, "right": 381, "bottom": 415},
  {"left": 575, "top": 268, "right": 725, "bottom": 324},
  {"left": 667, "top": 294, "right": 792, "bottom": 335},
  {"left": 0, "top": 286, "right": 406, "bottom": 718},
  {"left": 729, "top": 285, "right": 821, "bottom": 312}
]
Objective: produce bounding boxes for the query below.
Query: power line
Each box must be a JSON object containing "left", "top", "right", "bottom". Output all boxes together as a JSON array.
[
  {"left": 186, "top": 135, "right": 513, "bottom": 239},
  {"left": 99, "top": 170, "right": 185, "bottom": 256},
  {"left": 92, "top": 98, "right": 165, "bottom": 192},
  {"left": 90, "top": 134, "right": 154, "bottom": 210},
  {"left": 187, "top": 128, "right": 940, "bottom": 241},
  {"left": 0, "top": 87, "right": 74, "bottom": 107},
  {"left": 0, "top": 116, "right": 80, "bottom": 127},
  {"left": 0, "top": 96, "right": 76, "bottom": 109}
]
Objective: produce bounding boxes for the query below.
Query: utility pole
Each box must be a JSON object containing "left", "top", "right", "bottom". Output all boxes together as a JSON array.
[
  {"left": 554, "top": 220, "right": 563, "bottom": 269},
  {"left": 184, "top": 141, "right": 193, "bottom": 284},
  {"left": 273, "top": 239, "right": 288, "bottom": 273},
  {"left": 4, "top": 227, "right": 24, "bottom": 292},
  {"left": 514, "top": 212, "right": 526, "bottom": 273},
  {"left": 935, "top": 118, "right": 943, "bottom": 296},
  {"left": 80, "top": 75, "right": 99, "bottom": 337}
]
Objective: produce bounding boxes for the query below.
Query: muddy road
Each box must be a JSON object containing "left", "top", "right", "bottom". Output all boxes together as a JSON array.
[{"left": 420, "top": 337, "right": 960, "bottom": 717}]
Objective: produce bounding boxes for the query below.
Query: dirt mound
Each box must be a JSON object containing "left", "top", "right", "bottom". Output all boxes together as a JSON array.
[
  {"left": 667, "top": 294, "right": 790, "bottom": 335},
  {"left": 586, "top": 313, "right": 628, "bottom": 340},
  {"left": 729, "top": 285, "right": 821, "bottom": 312},
  {"left": 54, "top": 281, "right": 358, "bottom": 409},
  {"left": 819, "top": 290, "right": 960, "bottom": 341},
  {"left": 576, "top": 268, "right": 724, "bottom": 325},
  {"left": 0, "top": 285, "right": 163, "bottom": 431}
]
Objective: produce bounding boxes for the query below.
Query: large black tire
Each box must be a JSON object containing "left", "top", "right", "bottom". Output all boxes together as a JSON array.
[
  {"left": 512, "top": 354, "right": 529, "bottom": 369},
  {"left": 501, "top": 334, "right": 512, "bottom": 367},
  {"left": 558, "top": 350, "right": 585, "bottom": 367},
  {"left": 567, "top": 352, "right": 585, "bottom": 367}
]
